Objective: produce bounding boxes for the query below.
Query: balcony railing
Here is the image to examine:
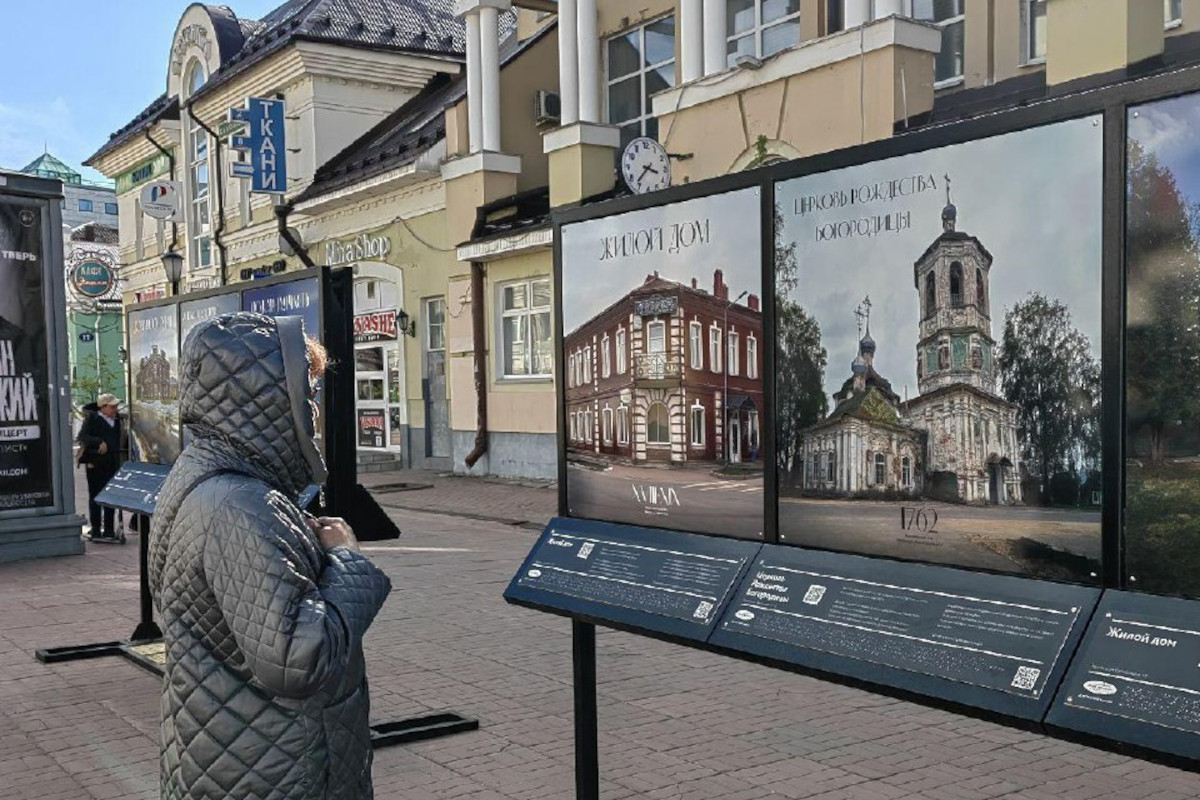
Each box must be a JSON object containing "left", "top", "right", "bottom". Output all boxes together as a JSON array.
[{"left": 633, "top": 353, "right": 682, "bottom": 382}]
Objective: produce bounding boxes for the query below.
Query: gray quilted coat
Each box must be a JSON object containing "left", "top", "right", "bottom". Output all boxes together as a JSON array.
[{"left": 149, "top": 313, "right": 392, "bottom": 800}]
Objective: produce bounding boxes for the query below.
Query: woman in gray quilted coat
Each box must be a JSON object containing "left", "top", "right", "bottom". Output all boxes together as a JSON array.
[{"left": 150, "top": 312, "right": 392, "bottom": 800}]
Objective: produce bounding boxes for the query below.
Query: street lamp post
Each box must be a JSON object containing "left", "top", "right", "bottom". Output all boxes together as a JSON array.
[
  {"left": 723, "top": 289, "right": 748, "bottom": 465},
  {"left": 161, "top": 249, "right": 185, "bottom": 297}
]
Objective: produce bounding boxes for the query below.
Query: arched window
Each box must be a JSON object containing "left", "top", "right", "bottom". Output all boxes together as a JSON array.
[
  {"left": 949, "top": 262, "right": 964, "bottom": 307},
  {"left": 975, "top": 267, "right": 986, "bottom": 308},
  {"left": 647, "top": 402, "right": 670, "bottom": 444},
  {"left": 874, "top": 453, "right": 887, "bottom": 486},
  {"left": 901, "top": 456, "right": 912, "bottom": 487},
  {"left": 924, "top": 271, "right": 936, "bottom": 315},
  {"left": 184, "top": 59, "right": 211, "bottom": 277}
]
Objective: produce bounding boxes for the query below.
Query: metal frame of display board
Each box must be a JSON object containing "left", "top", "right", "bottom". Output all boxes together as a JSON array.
[{"left": 533, "top": 61, "right": 1200, "bottom": 797}]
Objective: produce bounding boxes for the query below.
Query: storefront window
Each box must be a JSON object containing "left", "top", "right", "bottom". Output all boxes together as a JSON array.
[
  {"left": 500, "top": 278, "right": 553, "bottom": 378},
  {"left": 357, "top": 378, "right": 384, "bottom": 401},
  {"left": 355, "top": 347, "right": 384, "bottom": 372}
]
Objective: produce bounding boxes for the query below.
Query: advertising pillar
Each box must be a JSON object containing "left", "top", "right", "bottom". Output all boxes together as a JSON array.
[{"left": 0, "top": 171, "right": 84, "bottom": 561}]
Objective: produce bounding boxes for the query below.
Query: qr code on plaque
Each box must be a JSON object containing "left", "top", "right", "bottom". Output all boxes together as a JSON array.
[
  {"left": 693, "top": 600, "right": 714, "bottom": 620},
  {"left": 1011, "top": 666, "right": 1041, "bottom": 691},
  {"left": 802, "top": 585, "right": 827, "bottom": 605},
  {"left": 577, "top": 542, "right": 594, "bottom": 559}
]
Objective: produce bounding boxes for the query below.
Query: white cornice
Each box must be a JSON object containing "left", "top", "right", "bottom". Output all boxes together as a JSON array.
[
  {"left": 294, "top": 41, "right": 460, "bottom": 90},
  {"left": 653, "top": 16, "right": 941, "bottom": 119},
  {"left": 543, "top": 122, "right": 621, "bottom": 154},
  {"left": 440, "top": 151, "right": 522, "bottom": 181},
  {"left": 457, "top": 226, "right": 552, "bottom": 262},
  {"left": 294, "top": 141, "right": 446, "bottom": 215},
  {"left": 90, "top": 121, "right": 182, "bottom": 182}
]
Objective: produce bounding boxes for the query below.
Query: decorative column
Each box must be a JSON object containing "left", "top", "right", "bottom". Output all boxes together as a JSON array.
[
  {"left": 558, "top": 0, "right": 579, "bottom": 125},
  {"left": 844, "top": 0, "right": 870, "bottom": 28},
  {"left": 702, "top": 0, "right": 726, "bottom": 75},
  {"left": 578, "top": 0, "right": 600, "bottom": 122},
  {"left": 681, "top": 0, "right": 704, "bottom": 83},
  {"left": 480, "top": 4, "right": 501, "bottom": 151},
  {"left": 465, "top": 10, "right": 483, "bottom": 152}
]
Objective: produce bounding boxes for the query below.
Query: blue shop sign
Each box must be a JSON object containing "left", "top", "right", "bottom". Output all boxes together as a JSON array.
[{"left": 229, "top": 97, "right": 287, "bottom": 194}]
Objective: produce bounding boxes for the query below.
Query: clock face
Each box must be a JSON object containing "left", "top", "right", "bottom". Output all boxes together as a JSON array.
[{"left": 621, "top": 137, "right": 672, "bottom": 195}]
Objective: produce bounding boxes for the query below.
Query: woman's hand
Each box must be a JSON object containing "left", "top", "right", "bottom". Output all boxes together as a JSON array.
[{"left": 306, "top": 516, "right": 360, "bottom": 552}]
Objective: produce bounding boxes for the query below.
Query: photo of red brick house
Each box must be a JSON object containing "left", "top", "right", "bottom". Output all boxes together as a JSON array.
[{"left": 565, "top": 268, "right": 762, "bottom": 468}]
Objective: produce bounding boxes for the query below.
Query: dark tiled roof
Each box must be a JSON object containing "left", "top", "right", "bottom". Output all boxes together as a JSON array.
[
  {"left": 836, "top": 365, "right": 899, "bottom": 407},
  {"left": 69, "top": 222, "right": 120, "bottom": 244},
  {"left": 85, "top": 94, "right": 180, "bottom": 166},
  {"left": 91, "top": 1, "right": 511, "bottom": 168}
]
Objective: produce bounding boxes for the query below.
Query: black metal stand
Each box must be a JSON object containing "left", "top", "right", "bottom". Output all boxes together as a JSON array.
[
  {"left": 131, "top": 514, "right": 162, "bottom": 641},
  {"left": 573, "top": 621, "right": 600, "bottom": 800}
]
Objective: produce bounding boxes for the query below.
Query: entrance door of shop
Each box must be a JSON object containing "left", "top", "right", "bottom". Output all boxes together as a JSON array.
[
  {"left": 729, "top": 412, "right": 742, "bottom": 463},
  {"left": 352, "top": 271, "right": 405, "bottom": 458},
  {"left": 423, "top": 298, "right": 450, "bottom": 460}
]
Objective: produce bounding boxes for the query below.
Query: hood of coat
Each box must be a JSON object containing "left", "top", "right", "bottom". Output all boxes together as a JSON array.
[{"left": 179, "top": 312, "right": 326, "bottom": 496}]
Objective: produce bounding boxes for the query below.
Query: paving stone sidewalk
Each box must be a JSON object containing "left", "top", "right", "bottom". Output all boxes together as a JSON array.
[
  {"left": 0, "top": 472, "right": 1197, "bottom": 799},
  {"left": 360, "top": 468, "right": 557, "bottom": 527}
]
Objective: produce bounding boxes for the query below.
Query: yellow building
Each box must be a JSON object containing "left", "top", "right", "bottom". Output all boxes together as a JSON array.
[{"left": 88, "top": 0, "right": 1195, "bottom": 480}]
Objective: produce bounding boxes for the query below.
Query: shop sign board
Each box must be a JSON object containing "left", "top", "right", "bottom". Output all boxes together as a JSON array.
[
  {"left": 140, "top": 180, "right": 184, "bottom": 222},
  {"left": 69, "top": 260, "right": 116, "bottom": 299},
  {"left": 357, "top": 409, "right": 385, "bottom": 449},
  {"left": 229, "top": 97, "right": 287, "bottom": 194},
  {"left": 354, "top": 310, "right": 397, "bottom": 343}
]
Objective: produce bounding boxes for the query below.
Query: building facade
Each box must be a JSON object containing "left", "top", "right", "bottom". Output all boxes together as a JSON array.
[
  {"left": 566, "top": 270, "right": 762, "bottom": 467},
  {"left": 87, "top": 0, "right": 1197, "bottom": 481}
]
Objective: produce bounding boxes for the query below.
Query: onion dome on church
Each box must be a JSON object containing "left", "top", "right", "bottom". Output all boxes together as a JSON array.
[
  {"left": 941, "top": 200, "right": 957, "bottom": 232},
  {"left": 851, "top": 353, "right": 868, "bottom": 375},
  {"left": 859, "top": 331, "right": 876, "bottom": 357}
]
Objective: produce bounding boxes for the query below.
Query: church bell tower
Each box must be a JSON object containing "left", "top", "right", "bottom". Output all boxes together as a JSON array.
[{"left": 913, "top": 177, "right": 998, "bottom": 397}]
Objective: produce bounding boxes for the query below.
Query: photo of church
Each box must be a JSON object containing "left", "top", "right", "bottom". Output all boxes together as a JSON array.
[
  {"left": 561, "top": 188, "right": 764, "bottom": 539},
  {"left": 797, "top": 193, "right": 1023, "bottom": 506},
  {"left": 775, "top": 117, "right": 1103, "bottom": 580}
]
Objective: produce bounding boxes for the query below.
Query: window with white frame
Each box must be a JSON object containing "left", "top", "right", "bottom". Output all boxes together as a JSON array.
[
  {"left": 570, "top": 412, "right": 577, "bottom": 441},
  {"left": 583, "top": 345, "right": 592, "bottom": 383},
  {"left": 184, "top": 59, "right": 212, "bottom": 273},
  {"left": 617, "top": 406, "right": 629, "bottom": 445},
  {"left": 603, "top": 407, "right": 614, "bottom": 444},
  {"left": 728, "top": 331, "right": 740, "bottom": 376},
  {"left": 606, "top": 15, "right": 675, "bottom": 149},
  {"left": 874, "top": 452, "right": 887, "bottom": 486},
  {"left": 1167, "top": 0, "right": 1182, "bottom": 26},
  {"left": 747, "top": 335, "right": 758, "bottom": 379},
  {"left": 602, "top": 334, "right": 612, "bottom": 378},
  {"left": 690, "top": 404, "right": 705, "bottom": 447},
  {"left": 500, "top": 279, "right": 553, "bottom": 378},
  {"left": 709, "top": 325, "right": 722, "bottom": 373},
  {"left": 1022, "top": 0, "right": 1046, "bottom": 64},
  {"left": 689, "top": 321, "right": 703, "bottom": 370},
  {"left": 425, "top": 297, "right": 446, "bottom": 352},
  {"left": 585, "top": 410, "right": 593, "bottom": 443},
  {"left": 616, "top": 327, "right": 627, "bottom": 373},
  {"left": 902, "top": 456, "right": 912, "bottom": 487},
  {"left": 646, "top": 321, "right": 666, "bottom": 353},
  {"left": 727, "top": 0, "right": 801, "bottom": 66},
  {"left": 913, "top": 0, "right": 965, "bottom": 85}
]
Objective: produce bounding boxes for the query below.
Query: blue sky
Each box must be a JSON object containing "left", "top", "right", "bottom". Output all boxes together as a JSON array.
[{"left": 0, "top": 1, "right": 282, "bottom": 183}]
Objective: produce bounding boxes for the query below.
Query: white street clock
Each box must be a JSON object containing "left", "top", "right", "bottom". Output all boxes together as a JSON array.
[{"left": 620, "top": 137, "right": 672, "bottom": 195}]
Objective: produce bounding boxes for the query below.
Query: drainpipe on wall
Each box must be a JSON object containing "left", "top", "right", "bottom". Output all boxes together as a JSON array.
[
  {"left": 184, "top": 98, "right": 229, "bottom": 285},
  {"left": 143, "top": 129, "right": 179, "bottom": 254},
  {"left": 275, "top": 203, "right": 315, "bottom": 268},
  {"left": 464, "top": 259, "right": 489, "bottom": 469}
]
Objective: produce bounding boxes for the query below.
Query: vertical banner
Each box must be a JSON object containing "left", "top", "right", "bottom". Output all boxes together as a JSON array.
[
  {"left": 774, "top": 116, "right": 1103, "bottom": 580},
  {"left": 128, "top": 305, "right": 181, "bottom": 464},
  {"left": 0, "top": 200, "right": 53, "bottom": 509},
  {"left": 560, "top": 188, "right": 764, "bottom": 539}
]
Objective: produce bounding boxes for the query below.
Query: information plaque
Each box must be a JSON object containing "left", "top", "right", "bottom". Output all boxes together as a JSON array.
[
  {"left": 709, "top": 547, "right": 1100, "bottom": 719},
  {"left": 95, "top": 463, "right": 173, "bottom": 515},
  {"left": 1047, "top": 591, "right": 1200, "bottom": 762},
  {"left": 504, "top": 518, "right": 761, "bottom": 641}
]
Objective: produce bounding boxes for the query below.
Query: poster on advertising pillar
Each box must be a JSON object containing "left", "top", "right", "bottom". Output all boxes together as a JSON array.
[
  {"left": 773, "top": 115, "right": 1103, "bottom": 581},
  {"left": 561, "top": 187, "right": 764, "bottom": 539},
  {"left": 0, "top": 200, "right": 53, "bottom": 510}
]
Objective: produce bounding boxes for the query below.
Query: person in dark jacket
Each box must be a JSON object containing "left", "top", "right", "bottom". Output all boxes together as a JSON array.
[
  {"left": 77, "top": 393, "right": 123, "bottom": 540},
  {"left": 149, "top": 312, "right": 392, "bottom": 800}
]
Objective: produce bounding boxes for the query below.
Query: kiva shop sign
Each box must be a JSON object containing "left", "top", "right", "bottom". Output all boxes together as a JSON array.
[{"left": 325, "top": 233, "right": 392, "bottom": 267}]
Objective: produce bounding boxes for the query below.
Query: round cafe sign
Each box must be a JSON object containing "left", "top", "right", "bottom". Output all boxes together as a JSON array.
[{"left": 70, "top": 261, "right": 116, "bottom": 299}]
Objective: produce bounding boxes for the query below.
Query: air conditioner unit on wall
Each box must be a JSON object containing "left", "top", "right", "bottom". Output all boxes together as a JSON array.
[{"left": 535, "top": 90, "right": 561, "bottom": 127}]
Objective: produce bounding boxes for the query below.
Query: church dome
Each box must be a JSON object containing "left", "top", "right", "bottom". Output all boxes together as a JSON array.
[
  {"left": 851, "top": 353, "right": 867, "bottom": 375},
  {"left": 860, "top": 332, "right": 876, "bottom": 356},
  {"left": 941, "top": 202, "right": 957, "bottom": 231}
]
